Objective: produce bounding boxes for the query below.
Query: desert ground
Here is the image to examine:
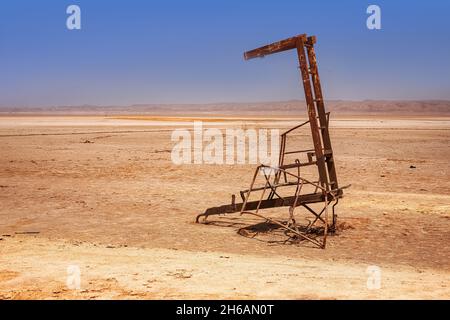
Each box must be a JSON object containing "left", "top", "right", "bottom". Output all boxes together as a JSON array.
[{"left": 0, "top": 114, "right": 449, "bottom": 299}]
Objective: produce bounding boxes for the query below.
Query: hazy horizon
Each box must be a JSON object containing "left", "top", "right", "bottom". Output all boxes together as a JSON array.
[
  {"left": 2, "top": 99, "right": 450, "bottom": 117},
  {"left": 2, "top": 98, "right": 450, "bottom": 110}
]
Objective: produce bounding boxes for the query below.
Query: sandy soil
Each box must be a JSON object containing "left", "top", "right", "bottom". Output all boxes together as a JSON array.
[{"left": 0, "top": 115, "right": 449, "bottom": 299}]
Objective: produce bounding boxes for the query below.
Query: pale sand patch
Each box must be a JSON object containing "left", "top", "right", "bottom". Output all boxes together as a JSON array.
[{"left": 0, "top": 236, "right": 448, "bottom": 299}]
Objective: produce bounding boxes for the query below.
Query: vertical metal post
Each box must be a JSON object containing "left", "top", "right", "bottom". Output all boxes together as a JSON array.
[
  {"left": 306, "top": 36, "right": 339, "bottom": 190},
  {"left": 295, "top": 36, "right": 329, "bottom": 189}
]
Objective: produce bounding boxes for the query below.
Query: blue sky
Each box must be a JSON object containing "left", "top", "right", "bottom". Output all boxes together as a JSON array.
[{"left": 1, "top": 0, "right": 449, "bottom": 107}]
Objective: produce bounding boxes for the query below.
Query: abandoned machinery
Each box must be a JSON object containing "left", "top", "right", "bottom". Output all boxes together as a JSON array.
[{"left": 196, "top": 34, "right": 350, "bottom": 249}]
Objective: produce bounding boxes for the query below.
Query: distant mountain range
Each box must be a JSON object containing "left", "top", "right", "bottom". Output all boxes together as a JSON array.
[{"left": 1, "top": 100, "right": 449, "bottom": 115}]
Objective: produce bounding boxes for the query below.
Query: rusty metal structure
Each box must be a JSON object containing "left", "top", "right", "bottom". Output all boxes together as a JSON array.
[{"left": 196, "top": 34, "right": 348, "bottom": 248}]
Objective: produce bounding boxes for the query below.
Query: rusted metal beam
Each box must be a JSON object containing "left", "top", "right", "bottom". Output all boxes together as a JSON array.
[
  {"left": 243, "top": 34, "right": 307, "bottom": 60},
  {"left": 195, "top": 191, "right": 343, "bottom": 223}
]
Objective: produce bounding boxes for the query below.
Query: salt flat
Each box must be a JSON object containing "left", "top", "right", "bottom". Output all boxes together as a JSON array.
[{"left": 0, "top": 115, "right": 449, "bottom": 299}]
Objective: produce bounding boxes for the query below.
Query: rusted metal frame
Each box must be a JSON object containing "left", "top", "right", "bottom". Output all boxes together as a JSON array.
[
  {"left": 261, "top": 167, "right": 285, "bottom": 201},
  {"left": 240, "top": 176, "right": 320, "bottom": 201},
  {"left": 302, "top": 203, "right": 327, "bottom": 225},
  {"left": 278, "top": 134, "right": 286, "bottom": 167},
  {"left": 263, "top": 165, "right": 330, "bottom": 212},
  {"left": 240, "top": 160, "right": 320, "bottom": 196},
  {"left": 322, "top": 192, "right": 329, "bottom": 247},
  {"left": 284, "top": 148, "right": 316, "bottom": 155},
  {"left": 281, "top": 119, "right": 310, "bottom": 136},
  {"left": 279, "top": 161, "right": 317, "bottom": 170},
  {"left": 267, "top": 136, "right": 285, "bottom": 201},
  {"left": 240, "top": 165, "right": 285, "bottom": 216},
  {"left": 241, "top": 181, "right": 305, "bottom": 194},
  {"left": 262, "top": 165, "right": 327, "bottom": 192},
  {"left": 322, "top": 189, "right": 341, "bottom": 231},
  {"left": 277, "top": 114, "right": 321, "bottom": 195},
  {"left": 238, "top": 167, "right": 282, "bottom": 203},
  {"left": 255, "top": 173, "right": 271, "bottom": 214},
  {"left": 198, "top": 34, "right": 343, "bottom": 249},
  {"left": 239, "top": 164, "right": 261, "bottom": 215},
  {"left": 288, "top": 160, "right": 304, "bottom": 228},
  {"left": 296, "top": 37, "right": 329, "bottom": 190},
  {"left": 240, "top": 211, "right": 323, "bottom": 248},
  {"left": 280, "top": 112, "right": 328, "bottom": 137},
  {"left": 269, "top": 134, "right": 287, "bottom": 200},
  {"left": 331, "top": 198, "right": 339, "bottom": 231},
  {"left": 306, "top": 36, "right": 338, "bottom": 190},
  {"left": 280, "top": 134, "right": 288, "bottom": 183},
  {"left": 238, "top": 164, "right": 326, "bottom": 198},
  {"left": 303, "top": 195, "right": 337, "bottom": 232}
]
